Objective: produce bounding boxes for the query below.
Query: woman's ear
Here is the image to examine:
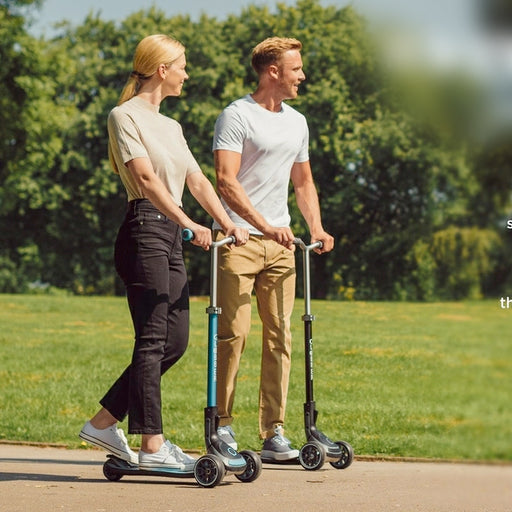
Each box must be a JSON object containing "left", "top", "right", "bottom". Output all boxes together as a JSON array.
[{"left": 157, "top": 63, "right": 167, "bottom": 79}]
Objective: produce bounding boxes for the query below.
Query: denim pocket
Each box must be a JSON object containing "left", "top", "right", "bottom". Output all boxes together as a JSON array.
[{"left": 136, "top": 211, "right": 169, "bottom": 225}]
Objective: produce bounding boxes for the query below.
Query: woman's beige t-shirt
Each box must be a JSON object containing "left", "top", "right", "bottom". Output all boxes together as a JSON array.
[{"left": 107, "top": 95, "right": 201, "bottom": 205}]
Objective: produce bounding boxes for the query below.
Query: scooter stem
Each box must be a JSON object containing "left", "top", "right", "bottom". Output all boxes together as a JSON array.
[{"left": 206, "top": 235, "right": 236, "bottom": 408}]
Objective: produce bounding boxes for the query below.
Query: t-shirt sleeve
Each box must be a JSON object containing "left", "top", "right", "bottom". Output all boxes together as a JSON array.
[
  {"left": 212, "top": 107, "right": 246, "bottom": 153},
  {"left": 179, "top": 126, "right": 202, "bottom": 177},
  {"left": 295, "top": 117, "right": 310, "bottom": 163},
  {"left": 108, "top": 109, "right": 148, "bottom": 164}
]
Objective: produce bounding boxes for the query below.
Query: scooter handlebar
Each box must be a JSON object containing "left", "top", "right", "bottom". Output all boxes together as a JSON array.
[
  {"left": 215, "top": 235, "right": 236, "bottom": 248},
  {"left": 293, "top": 238, "right": 323, "bottom": 251},
  {"left": 182, "top": 229, "right": 235, "bottom": 247}
]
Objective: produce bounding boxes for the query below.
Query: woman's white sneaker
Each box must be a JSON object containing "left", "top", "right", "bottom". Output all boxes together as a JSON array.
[
  {"left": 138, "top": 440, "right": 196, "bottom": 472},
  {"left": 79, "top": 421, "right": 138, "bottom": 464}
]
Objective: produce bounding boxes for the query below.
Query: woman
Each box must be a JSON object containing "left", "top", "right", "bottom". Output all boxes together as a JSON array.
[{"left": 79, "top": 34, "right": 248, "bottom": 472}]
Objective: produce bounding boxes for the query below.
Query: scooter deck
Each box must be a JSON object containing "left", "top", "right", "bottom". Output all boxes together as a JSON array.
[{"left": 103, "top": 454, "right": 195, "bottom": 480}]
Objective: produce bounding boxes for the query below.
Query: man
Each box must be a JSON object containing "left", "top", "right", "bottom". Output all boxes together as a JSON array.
[{"left": 212, "top": 37, "right": 334, "bottom": 462}]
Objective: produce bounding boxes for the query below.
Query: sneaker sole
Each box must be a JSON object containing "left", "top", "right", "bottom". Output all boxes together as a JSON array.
[
  {"left": 79, "top": 430, "right": 137, "bottom": 464},
  {"left": 260, "top": 449, "right": 299, "bottom": 462},
  {"left": 138, "top": 462, "right": 195, "bottom": 472}
]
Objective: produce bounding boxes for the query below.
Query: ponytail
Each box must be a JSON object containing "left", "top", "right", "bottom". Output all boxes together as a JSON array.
[{"left": 117, "top": 75, "right": 139, "bottom": 106}]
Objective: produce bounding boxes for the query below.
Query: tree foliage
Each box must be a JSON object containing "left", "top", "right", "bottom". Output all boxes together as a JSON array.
[{"left": 1, "top": 0, "right": 510, "bottom": 299}]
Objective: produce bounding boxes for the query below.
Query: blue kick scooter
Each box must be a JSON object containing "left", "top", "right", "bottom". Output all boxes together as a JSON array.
[
  {"left": 184, "top": 229, "right": 262, "bottom": 486},
  {"left": 101, "top": 230, "right": 261, "bottom": 488}
]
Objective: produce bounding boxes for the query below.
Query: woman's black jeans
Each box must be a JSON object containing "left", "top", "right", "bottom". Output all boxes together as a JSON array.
[{"left": 100, "top": 199, "right": 189, "bottom": 435}]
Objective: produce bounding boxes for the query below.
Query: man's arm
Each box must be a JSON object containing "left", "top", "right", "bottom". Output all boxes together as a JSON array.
[
  {"left": 291, "top": 160, "right": 334, "bottom": 254},
  {"left": 214, "top": 149, "right": 295, "bottom": 249}
]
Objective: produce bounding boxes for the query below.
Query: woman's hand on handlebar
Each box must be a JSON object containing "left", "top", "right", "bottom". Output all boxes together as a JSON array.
[{"left": 187, "top": 224, "right": 212, "bottom": 250}]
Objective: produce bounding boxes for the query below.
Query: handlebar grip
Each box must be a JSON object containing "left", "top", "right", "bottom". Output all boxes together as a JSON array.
[
  {"left": 182, "top": 228, "right": 194, "bottom": 241},
  {"left": 217, "top": 235, "right": 236, "bottom": 247},
  {"left": 294, "top": 238, "right": 323, "bottom": 250},
  {"left": 182, "top": 229, "right": 235, "bottom": 247}
]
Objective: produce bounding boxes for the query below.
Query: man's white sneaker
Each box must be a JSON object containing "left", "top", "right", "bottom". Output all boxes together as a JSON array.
[
  {"left": 138, "top": 440, "right": 196, "bottom": 472},
  {"left": 79, "top": 421, "right": 138, "bottom": 464}
]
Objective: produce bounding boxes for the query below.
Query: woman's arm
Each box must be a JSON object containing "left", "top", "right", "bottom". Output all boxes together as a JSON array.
[{"left": 126, "top": 157, "right": 213, "bottom": 249}]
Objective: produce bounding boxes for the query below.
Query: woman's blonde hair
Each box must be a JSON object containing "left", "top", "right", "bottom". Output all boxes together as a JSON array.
[
  {"left": 117, "top": 34, "right": 185, "bottom": 105},
  {"left": 109, "top": 34, "right": 185, "bottom": 174}
]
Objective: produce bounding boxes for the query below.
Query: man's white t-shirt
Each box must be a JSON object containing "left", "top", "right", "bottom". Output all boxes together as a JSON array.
[{"left": 212, "top": 94, "right": 309, "bottom": 234}]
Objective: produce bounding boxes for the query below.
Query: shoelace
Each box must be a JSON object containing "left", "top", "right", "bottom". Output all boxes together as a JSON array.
[
  {"left": 167, "top": 442, "right": 193, "bottom": 463},
  {"left": 274, "top": 427, "right": 291, "bottom": 445}
]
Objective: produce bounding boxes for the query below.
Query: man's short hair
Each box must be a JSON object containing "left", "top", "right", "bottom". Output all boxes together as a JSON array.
[{"left": 251, "top": 37, "right": 302, "bottom": 75}]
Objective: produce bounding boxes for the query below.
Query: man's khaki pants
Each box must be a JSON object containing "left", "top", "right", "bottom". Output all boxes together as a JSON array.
[{"left": 215, "top": 232, "right": 296, "bottom": 439}]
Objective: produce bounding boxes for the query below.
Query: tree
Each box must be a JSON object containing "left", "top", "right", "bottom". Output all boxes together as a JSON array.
[{"left": 0, "top": 0, "right": 45, "bottom": 291}]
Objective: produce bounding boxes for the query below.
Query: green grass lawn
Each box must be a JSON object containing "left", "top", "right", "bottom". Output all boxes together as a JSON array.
[{"left": 0, "top": 294, "right": 510, "bottom": 462}]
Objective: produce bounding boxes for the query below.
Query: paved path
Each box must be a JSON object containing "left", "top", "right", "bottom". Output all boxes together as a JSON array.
[{"left": 1, "top": 444, "right": 511, "bottom": 512}]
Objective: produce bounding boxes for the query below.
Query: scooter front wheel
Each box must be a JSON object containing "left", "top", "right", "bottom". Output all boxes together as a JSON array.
[
  {"left": 194, "top": 454, "right": 225, "bottom": 487},
  {"left": 235, "top": 450, "right": 263, "bottom": 482},
  {"left": 330, "top": 441, "right": 354, "bottom": 469},
  {"left": 299, "top": 441, "right": 326, "bottom": 471}
]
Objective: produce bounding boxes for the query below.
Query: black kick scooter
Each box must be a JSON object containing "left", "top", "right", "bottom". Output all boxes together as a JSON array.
[
  {"left": 101, "top": 230, "right": 262, "bottom": 487},
  {"left": 294, "top": 238, "right": 354, "bottom": 471}
]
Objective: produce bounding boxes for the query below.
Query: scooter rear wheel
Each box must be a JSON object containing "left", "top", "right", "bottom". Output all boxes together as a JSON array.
[
  {"left": 330, "top": 441, "right": 354, "bottom": 469},
  {"left": 103, "top": 461, "right": 123, "bottom": 481},
  {"left": 235, "top": 450, "right": 263, "bottom": 482},
  {"left": 194, "top": 454, "right": 225, "bottom": 487},
  {"left": 299, "top": 441, "right": 326, "bottom": 471}
]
